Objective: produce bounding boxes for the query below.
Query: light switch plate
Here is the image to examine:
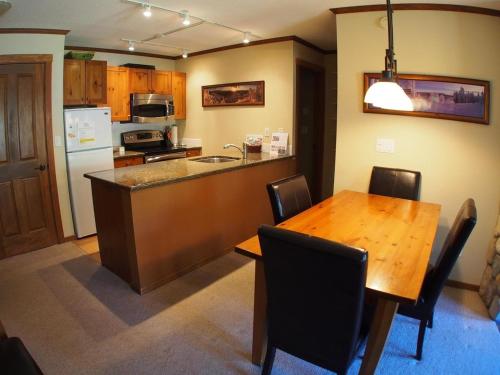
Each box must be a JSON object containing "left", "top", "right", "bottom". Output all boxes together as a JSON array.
[
  {"left": 376, "top": 138, "right": 395, "bottom": 153},
  {"left": 54, "top": 135, "right": 62, "bottom": 147}
]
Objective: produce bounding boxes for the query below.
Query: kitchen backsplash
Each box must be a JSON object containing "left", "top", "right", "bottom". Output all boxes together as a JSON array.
[{"left": 111, "top": 121, "right": 175, "bottom": 146}]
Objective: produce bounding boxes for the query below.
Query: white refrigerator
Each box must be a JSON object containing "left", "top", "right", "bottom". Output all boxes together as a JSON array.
[{"left": 64, "top": 107, "right": 114, "bottom": 238}]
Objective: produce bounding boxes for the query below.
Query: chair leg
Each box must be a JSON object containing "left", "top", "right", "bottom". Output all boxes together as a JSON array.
[
  {"left": 416, "top": 319, "right": 427, "bottom": 361},
  {"left": 262, "top": 344, "right": 276, "bottom": 375},
  {"left": 428, "top": 311, "right": 434, "bottom": 329}
]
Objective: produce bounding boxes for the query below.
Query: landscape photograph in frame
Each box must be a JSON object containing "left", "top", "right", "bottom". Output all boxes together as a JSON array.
[
  {"left": 363, "top": 73, "right": 490, "bottom": 124},
  {"left": 202, "top": 81, "right": 265, "bottom": 107}
]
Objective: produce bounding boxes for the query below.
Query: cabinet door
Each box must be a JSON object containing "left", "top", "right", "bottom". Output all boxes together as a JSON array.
[
  {"left": 107, "top": 66, "right": 130, "bottom": 122},
  {"left": 172, "top": 72, "right": 186, "bottom": 120},
  {"left": 85, "top": 60, "right": 107, "bottom": 104},
  {"left": 114, "top": 156, "right": 144, "bottom": 168},
  {"left": 129, "top": 68, "right": 151, "bottom": 93},
  {"left": 152, "top": 71, "right": 172, "bottom": 94},
  {"left": 63, "top": 60, "right": 86, "bottom": 105}
]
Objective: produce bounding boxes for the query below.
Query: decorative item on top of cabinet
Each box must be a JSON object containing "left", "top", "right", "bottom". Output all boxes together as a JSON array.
[
  {"left": 172, "top": 72, "right": 186, "bottom": 119},
  {"left": 63, "top": 59, "right": 107, "bottom": 105},
  {"left": 114, "top": 156, "right": 144, "bottom": 168},
  {"left": 106, "top": 66, "right": 130, "bottom": 121}
]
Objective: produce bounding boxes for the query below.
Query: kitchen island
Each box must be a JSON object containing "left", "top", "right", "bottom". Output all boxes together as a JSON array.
[{"left": 85, "top": 153, "right": 296, "bottom": 294}]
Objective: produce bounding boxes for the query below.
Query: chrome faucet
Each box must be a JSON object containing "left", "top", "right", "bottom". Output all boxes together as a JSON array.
[{"left": 223, "top": 143, "right": 248, "bottom": 159}]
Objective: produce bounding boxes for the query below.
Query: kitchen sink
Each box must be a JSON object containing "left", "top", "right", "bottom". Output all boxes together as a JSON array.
[{"left": 190, "top": 156, "right": 241, "bottom": 163}]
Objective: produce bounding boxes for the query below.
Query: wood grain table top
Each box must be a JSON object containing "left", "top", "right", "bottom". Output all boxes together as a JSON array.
[{"left": 235, "top": 190, "right": 441, "bottom": 303}]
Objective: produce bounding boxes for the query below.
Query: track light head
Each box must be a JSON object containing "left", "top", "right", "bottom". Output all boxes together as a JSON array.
[
  {"left": 243, "top": 32, "right": 250, "bottom": 44},
  {"left": 128, "top": 41, "right": 135, "bottom": 51},
  {"left": 143, "top": 1, "right": 152, "bottom": 17},
  {"left": 182, "top": 50, "right": 188, "bottom": 59},
  {"left": 181, "top": 10, "right": 190, "bottom": 26}
]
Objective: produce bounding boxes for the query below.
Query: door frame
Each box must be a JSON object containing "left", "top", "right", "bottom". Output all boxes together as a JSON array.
[
  {"left": 0, "top": 54, "right": 64, "bottom": 243},
  {"left": 294, "top": 58, "right": 326, "bottom": 203}
]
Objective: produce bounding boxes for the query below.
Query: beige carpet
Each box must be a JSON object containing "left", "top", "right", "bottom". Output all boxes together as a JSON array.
[{"left": 0, "top": 242, "right": 499, "bottom": 374}]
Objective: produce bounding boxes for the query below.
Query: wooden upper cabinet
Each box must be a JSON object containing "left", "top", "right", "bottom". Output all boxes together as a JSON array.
[
  {"left": 63, "top": 60, "right": 86, "bottom": 105},
  {"left": 63, "top": 59, "right": 107, "bottom": 105},
  {"left": 151, "top": 71, "right": 172, "bottom": 94},
  {"left": 172, "top": 72, "right": 186, "bottom": 120},
  {"left": 129, "top": 68, "right": 151, "bottom": 94},
  {"left": 106, "top": 66, "right": 130, "bottom": 122},
  {"left": 85, "top": 60, "right": 107, "bottom": 104}
]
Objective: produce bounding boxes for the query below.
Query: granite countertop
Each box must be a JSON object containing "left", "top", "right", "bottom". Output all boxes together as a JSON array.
[
  {"left": 113, "top": 150, "right": 145, "bottom": 160},
  {"left": 86, "top": 152, "right": 294, "bottom": 191}
]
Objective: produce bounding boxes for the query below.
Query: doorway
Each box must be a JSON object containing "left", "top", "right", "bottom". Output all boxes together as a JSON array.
[
  {"left": 0, "top": 55, "right": 63, "bottom": 258},
  {"left": 295, "top": 60, "right": 326, "bottom": 204}
]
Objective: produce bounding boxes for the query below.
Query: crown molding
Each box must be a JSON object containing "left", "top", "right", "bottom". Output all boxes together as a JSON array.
[
  {"left": 330, "top": 3, "right": 500, "bottom": 18},
  {"left": 64, "top": 45, "right": 176, "bottom": 60},
  {"left": 0, "top": 28, "right": 70, "bottom": 35}
]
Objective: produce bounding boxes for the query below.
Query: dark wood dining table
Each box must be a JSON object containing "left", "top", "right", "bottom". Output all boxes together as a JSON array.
[{"left": 235, "top": 190, "right": 441, "bottom": 374}]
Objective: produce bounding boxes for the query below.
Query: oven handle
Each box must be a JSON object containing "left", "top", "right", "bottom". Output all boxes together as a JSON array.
[{"left": 145, "top": 151, "right": 186, "bottom": 163}]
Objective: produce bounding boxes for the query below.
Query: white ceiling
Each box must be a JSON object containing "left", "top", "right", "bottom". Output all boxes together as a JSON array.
[{"left": 1, "top": 0, "right": 499, "bottom": 56}]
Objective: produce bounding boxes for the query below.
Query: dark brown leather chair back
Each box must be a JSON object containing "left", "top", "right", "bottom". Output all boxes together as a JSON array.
[
  {"left": 422, "top": 198, "right": 477, "bottom": 307},
  {"left": 266, "top": 175, "right": 312, "bottom": 224},
  {"left": 369, "top": 166, "right": 421, "bottom": 200},
  {"left": 258, "top": 225, "right": 368, "bottom": 374}
]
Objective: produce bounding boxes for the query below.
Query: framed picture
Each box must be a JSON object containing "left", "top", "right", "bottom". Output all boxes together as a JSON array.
[
  {"left": 363, "top": 73, "right": 490, "bottom": 125},
  {"left": 202, "top": 81, "right": 265, "bottom": 107}
]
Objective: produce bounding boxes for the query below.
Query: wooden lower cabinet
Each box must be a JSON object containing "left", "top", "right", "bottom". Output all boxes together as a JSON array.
[
  {"left": 90, "top": 157, "right": 296, "bottom": 294},
  {"left": 114, "top": 156, "right": 144, "bottom": 168}
]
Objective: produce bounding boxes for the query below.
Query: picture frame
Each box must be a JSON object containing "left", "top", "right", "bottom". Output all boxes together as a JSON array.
[
  {"left": 363, "top": 73, "right": 490, "bottom": 125},
  {"left": 202, "top": 81, "right": 265, "bottom": 107}
]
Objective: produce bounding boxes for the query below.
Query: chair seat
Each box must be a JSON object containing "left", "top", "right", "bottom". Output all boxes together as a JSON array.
[{"left": 0, "top": 337, "right": 43, "bottom": 374}]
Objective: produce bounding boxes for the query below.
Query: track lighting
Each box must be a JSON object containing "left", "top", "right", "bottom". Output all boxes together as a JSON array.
[
  {"left": 143, "top": 1, "right": 152, "bottom": 17},
  {"left": 181, "top": 10, "right": 190, "bottom": 26},
  {"left": 182, "top": 50, "right": 188, "bottom": 59},
  {"left": 128, "top": 41, "right": 135, "bottom": 51},
  {"left": 242, "top": 32, "right": 250, "bottom": 44}
]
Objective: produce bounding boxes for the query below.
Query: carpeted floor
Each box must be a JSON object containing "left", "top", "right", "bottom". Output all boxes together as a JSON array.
[{"left": 0, "top": 242, "right": 499, "bottom": 375}]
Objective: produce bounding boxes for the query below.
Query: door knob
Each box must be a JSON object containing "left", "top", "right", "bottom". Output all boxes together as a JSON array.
[{"left": 35, "top": 164, "right": 46, "bottom": 171}]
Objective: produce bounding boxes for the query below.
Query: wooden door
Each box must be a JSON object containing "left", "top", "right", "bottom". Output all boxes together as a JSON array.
[
  {"left": 172, "top": 72, "right": 186, "bottom": 119},
  {"left": 129, "top": 68, "right": 151, "bottom": 93},
  {"left": 107, "top": 66, "right": 130, "bottom": 121},
  {"left": 0, "top": 63, "right": 58, "bottom": 258},
  {"left": 152, "top": 71, "right": 172, "bottom": 94},
  {"left": 63, "top": 59, "right": 85, "bottom": 105},
  {"left": 85, "top": 60, "right": 107, "bottom": 104}
]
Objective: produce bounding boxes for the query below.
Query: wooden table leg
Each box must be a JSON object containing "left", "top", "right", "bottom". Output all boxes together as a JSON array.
[
  {"left": 359, "top": 298, "right": 399, "bottom": 375},
  {"left": 252, "top": 259, "right": 267, "bottom": 365}
]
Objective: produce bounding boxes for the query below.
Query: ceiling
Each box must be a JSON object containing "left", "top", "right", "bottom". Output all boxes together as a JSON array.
[{"left": 1, "top": 0, "right": 499, "bottom": 56}]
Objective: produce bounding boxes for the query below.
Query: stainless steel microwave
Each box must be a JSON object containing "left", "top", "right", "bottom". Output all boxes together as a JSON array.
[{"left": 130, "top": 93, "right": 174, "bottom": 123}]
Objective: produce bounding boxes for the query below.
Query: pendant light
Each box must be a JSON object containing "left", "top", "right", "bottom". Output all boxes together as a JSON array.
[{"left": 364, "top": 0, "right": 413, "bottom": 111}]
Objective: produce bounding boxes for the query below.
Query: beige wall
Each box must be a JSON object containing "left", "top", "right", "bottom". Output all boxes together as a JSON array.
[
  {"left": 336, "top": 11, "right": 500, "bottom": 284},
  {"left": 175, "top": 42, "right": 295, "bottom": 154},
  {"left": 0, "top": 34, "right": 74, "bottom": 237}
]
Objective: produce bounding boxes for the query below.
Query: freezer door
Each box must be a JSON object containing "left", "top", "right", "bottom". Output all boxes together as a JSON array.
[
  {"left": 64, "top": 107, "right": 112, "bottom": 152},
  {"left": 67, "top": 147, "right": 114, "bottom": 238}
]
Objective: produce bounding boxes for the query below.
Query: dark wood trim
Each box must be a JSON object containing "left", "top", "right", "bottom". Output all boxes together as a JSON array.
[
  {"left": 65, "top": 45, "right": 176, "bottom": 60},
  {"left": 64, "top": 235, "right": 77, "bottom": 242},
  {"left": 331, "top": 4, "right": 500, "bottom": 18},
  {"left": 295, "top": 59, "right": 325, "bottom": 204},
  {"left": 0, "top": 28, "right": 70, "bottom": 35},
  {"left": 445, "top": 279, "right": 479, "bottom": 291},
  {"left": 0, "top": 54, "right": 65, "bottom": 243},
  {"left": 174, "top": 35, "right": 328, "bottom": 59}
]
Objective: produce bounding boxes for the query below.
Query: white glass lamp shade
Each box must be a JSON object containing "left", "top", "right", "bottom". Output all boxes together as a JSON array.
[{"left": 364, "top": 81, "right": 414, "bottom": 111}]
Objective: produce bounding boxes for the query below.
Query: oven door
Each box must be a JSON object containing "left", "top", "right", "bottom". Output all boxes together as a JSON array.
[
  {"left": 131, "top": 93, "right": 174, "bottom": 123},
  {"left": 144, "top": 151, "right": 186, "bottom": 163}
]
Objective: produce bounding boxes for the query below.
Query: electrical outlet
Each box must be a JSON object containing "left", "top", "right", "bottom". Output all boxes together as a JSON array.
[{"left": 376, "top": 138, "right": 395, "bottom": 153}]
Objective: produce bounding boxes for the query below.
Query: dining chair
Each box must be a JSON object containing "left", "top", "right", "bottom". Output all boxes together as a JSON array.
[
  {"left": 369, "top": 166, "right": 421, "bottom": 200},
  {"left": 398, "top": 198, "right": 477, "bottom": 360},
  {"left": 266, "top": 174, "right": 312, "bottom": 224},
  {"left": 0, "top": 320, "right": 43, "bottom": 374},
  {"left": 257, "top": 224, "right": 370, "bottom": 375}
]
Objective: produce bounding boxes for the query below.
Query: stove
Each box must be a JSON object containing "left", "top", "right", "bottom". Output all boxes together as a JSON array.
[{"left": 121, "top": 130, "right": 187, "bottom": 163}]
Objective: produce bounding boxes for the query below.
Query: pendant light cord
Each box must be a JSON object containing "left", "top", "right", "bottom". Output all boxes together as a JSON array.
[{"left": 384, "top": 0, "right": 396, "bottom": 79}]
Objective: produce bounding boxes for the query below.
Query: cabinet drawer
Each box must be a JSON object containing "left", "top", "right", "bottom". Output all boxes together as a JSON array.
[
  {"left": 186, "top": 148, "right": 202, "bottom": 157},
  {"left": 114, "top": 156, "right": 144, "bottom": 168}
]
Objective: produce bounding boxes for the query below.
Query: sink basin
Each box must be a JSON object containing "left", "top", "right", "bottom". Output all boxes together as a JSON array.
[{"left": 190, "top": 156, "right": 241, "bottom": 163}]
